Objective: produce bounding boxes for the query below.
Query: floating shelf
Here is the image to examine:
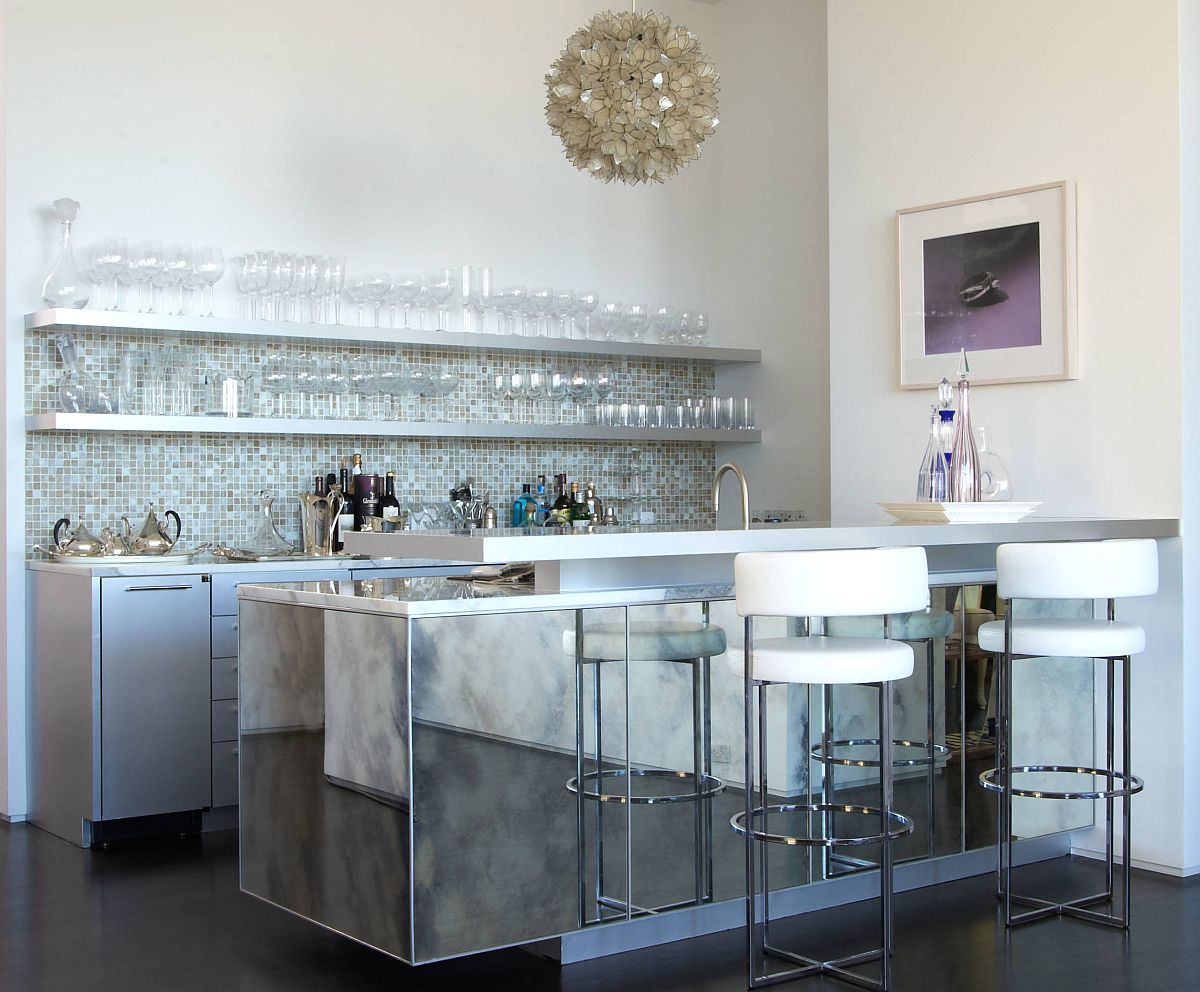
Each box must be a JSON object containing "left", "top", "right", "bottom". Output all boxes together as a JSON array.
[
  {"left": 25, "top": 412, "right": 761, "bottom": 444},
  {"left": 26, "top": 309, "right": 761, "bottom": 365}
]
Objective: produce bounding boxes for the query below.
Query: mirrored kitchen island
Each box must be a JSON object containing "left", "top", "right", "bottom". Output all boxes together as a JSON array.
[{"left": 236, "top": 516, "right": 1176, "bottom": 965}]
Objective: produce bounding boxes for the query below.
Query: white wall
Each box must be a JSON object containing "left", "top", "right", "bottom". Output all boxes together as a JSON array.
[
  {"left": 827, "top": 0, "right": 1194, "bottom": 873},
  {"left": 827, "top": 0, "right": 1181, "bottom": 523},
  {"left": 711, "top": 0, "right": 829, "bottom": 524},
  {"left": 0, "top": 1, "right": 832, "bottom": 816}
]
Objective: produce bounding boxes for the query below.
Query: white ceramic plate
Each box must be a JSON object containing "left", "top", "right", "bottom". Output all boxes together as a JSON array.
[{"left": 878, "top": 501, "right": 1042, "bottom": 524}]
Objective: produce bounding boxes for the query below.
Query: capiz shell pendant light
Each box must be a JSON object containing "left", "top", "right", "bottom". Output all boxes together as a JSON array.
[{"left": 545, "top": 6, "right": 720, "bottom": 185}]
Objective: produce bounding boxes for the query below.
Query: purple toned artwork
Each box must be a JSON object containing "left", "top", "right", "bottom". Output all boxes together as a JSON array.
[{"left": 922, "top": 221, "right": 1041, "bottom": 356}]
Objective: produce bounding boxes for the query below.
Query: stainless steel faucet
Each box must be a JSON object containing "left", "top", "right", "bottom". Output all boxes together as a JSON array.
[{"left": 712, "top": 462, "right": 750, "bottom": 530}]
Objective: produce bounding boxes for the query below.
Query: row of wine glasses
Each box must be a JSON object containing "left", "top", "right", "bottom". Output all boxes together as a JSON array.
[
  {"left": 588, "top": 395, "right": 756, "bottom": 430},
  {"left": 257, "top": 353, "right": 460, "bottom": 419},
  {"left": 80, "top": 240, "right": 225, "bottom": 316},
  {"left": 344, "top": 270, "right": 457, "bottom": 329},
  {"left": 232, "top": 251, "right": 347, "bottom": 323},
  {"left": 485, "top": 365, "right": 618, "bottom": 406}
]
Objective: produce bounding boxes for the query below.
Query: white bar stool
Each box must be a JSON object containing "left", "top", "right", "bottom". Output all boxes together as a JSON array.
[
  {"left": 730, "top": 547, "right": 929, "bottom": 991},
  {"left": 976, "top": 538, "right": 1157, "bottom": 929},
  {"left": 820, "top": 608, "right": 954, "bottom": 866},
  {"left": 564, "top": 615, "right": 728, "bottom": 924}
]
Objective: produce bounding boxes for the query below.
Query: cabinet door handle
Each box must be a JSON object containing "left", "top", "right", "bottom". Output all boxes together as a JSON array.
[{"left": 124, "top": 584, "right": 194, "bottom": 592}]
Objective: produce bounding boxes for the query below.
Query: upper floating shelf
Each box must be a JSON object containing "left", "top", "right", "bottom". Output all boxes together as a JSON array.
[
  {"left": 25, "top": 412, "right": 761, "bottom": 444},
  {"left": 26, "top": 309, "right": 761, "bottom": 365}
]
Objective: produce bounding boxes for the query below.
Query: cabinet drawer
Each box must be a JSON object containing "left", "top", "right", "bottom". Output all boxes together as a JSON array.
[
  {"left": 211, "top": 616, "right": 239, "bottom": 658},
  {"left": 211, "top": 656, "right": 238, "bottom": 701},
  {"left": 211, "top": 568, "right": 351, "bottom": 616},
  {"left": 211, "top": 741, "right": 239, "bottom": 808},
  {"left": 211, "top": 699, "right": 239, "bottom": 742}
]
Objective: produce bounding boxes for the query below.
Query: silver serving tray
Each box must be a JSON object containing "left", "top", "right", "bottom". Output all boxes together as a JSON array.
[{"left": 33, "top": 545, "right": 206, "bottom": 564}]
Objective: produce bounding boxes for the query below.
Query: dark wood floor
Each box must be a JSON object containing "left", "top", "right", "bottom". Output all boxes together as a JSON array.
[{"left": 1, "top": 820, "right": 1196, "bottom": 992}]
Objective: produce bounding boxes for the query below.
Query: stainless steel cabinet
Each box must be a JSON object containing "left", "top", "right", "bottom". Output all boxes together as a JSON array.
[{"left": 99, "top": 577, "right": 212, "bottom": 820}]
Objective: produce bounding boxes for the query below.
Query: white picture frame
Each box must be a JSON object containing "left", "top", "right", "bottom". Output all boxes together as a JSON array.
[{"left": 896, "top": 180, "right": 1078, "bottom": 388}]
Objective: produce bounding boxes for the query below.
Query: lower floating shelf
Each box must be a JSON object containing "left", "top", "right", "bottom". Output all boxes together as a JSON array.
[{"left": 25, "top": 412, "right": 761, "bottom": 444}]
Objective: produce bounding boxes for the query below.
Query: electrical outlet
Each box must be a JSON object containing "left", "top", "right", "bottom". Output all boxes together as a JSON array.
[
  {"left": 712, "top": 743, "right": 732, "bottom": 764},
  {"left": 639, "top": 510, "right": 656, "bottom": 525}
]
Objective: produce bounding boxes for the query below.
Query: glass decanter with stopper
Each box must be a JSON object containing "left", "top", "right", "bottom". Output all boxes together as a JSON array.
[
  {"left": 974, "top": 426, "right": 1014, "bottom": 501},
  {"left": 915, "top": 404, "right": 947, "bottom": 501},
  {"left": 54, "top": 333, "right": 112, "bottom": 412},
  {"left": 949, "top": 349, "right": 981, "bottom": 501},
  {"left": 41, "top": 197, "right": 89, "bottom": 309}
]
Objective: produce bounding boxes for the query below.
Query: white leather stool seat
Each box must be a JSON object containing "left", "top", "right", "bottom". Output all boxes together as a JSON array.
[
  {"left": 564, "top": 620, "right": 728, "bottom": 662},
  {"left": 825, "top": 608, "right": 954, "bottom": 641},
  {"left": 727, "top": 635, "right": 915, "bottom": 685},
  {"left": 978, "top": 618, "right": 1145, "bottom": 658}
]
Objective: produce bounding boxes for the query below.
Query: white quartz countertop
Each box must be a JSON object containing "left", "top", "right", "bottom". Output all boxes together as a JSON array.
[
  {"left": 342, "top": 517, "right": 1179, "bottom": 563},
  {"left": 26, "top": 555, "right": 472, "bottom": 578},
  {"left": 236, "top": 577, "right": 734, "bottom": 617}
]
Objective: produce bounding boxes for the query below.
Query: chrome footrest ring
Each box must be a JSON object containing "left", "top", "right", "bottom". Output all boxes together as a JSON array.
[
  {"left": 978, "top": 764, "right": 1144, "bottom": 800},
  {"left": 810, "top": 737, "right": 951, "bottom": 768},
  {"left": 566, "top": 768, "right": 726, "bottom": 804},
  {"left": 730, "top": 802, "right": 913, "bottom": 847}
]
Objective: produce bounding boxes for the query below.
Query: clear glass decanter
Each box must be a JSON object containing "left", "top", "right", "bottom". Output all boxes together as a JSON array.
[
  {"left": 949, "top": 349, "right": 981, "bottom": 501},
  {"left": 245, "top": 490, "right": 295, "bottom": 555},
  {"left": 54, "top": 333, "right": 109, "bottom": 412},
  {"left": 41, "top": 198, "right": 89, "bottom": 309},
  {"left": 915, "top": 405, "right": 947, "bottom": 501},
  {"left": 974, "top": 426, "right": 1014, "bottom": 501}
]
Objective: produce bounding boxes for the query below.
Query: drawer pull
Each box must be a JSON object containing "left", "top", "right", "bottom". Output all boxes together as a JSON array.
[{"left": 124, "top": 583, "right": 193, "bottom": 592}]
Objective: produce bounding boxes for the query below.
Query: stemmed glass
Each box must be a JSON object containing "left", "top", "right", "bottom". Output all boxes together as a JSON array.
[
  {"left": 693, "top": 310, "right": 710, "bottom": 346},
  {"left": 624, "top": 303, "right": 649, "bottom": 343},
  {"left": 575, "top": 290, "right": 600, "bottom": 339},
  {"left": 427, "top": 269, "right": 455, "bottom": 330},
  {"left": 364, "top": 272, "right": 392, "bottom": 327},
  {"left": 567, "top": 368, "right": 592, "bottom": 407},
  {"left": 469, "top": 266, "right": 493, "bottom": 333},
  {"left": 552, "top": 289, "right": 576, "bottom": 339},
  {"left": 458, "top": 265, "right": 476, "bottom": 333},
  {"left": 249, "top": 250, "right": 273, "bottom": 319},
  {"left": 294, "top": 255, "right": 318, "bottom": 323},
  {"left": 595, "top": 301, "right": 623, "bottom": 341},
  {"left": 321, "top": 355, "right": 349, "bottom": 417},
  {"left": 163, "top": 244, "right": 194, "bottom": 316},
  {"left": 674, "top": 310, "right": 693, "bottom": 346},
  {"left": 348, "top": 356, "right": 375, "bottom": 417},
  {"left": 292, "top": 353, "right": 321, "bottom": 417},
  {"left": 132, "top": 240, "right": 164, "bottom": 313},
  {"left": 650, "top": 306, "right": 674, "bottom": 344},
  {"left": 99, "top": 239, "right": 129, "bottom": 311},
  {"left": 325, "top": 257, "right": 347, "bottom": 324},
  {"left": 594, "top": 364, "right": 617, "bottom": 406},
  {"left": 527, "top": 287, "right": 552, "bottom": 336},
  {"left": 259, "top": 352, "right": 290, "bottom": 417},
  {"left": 346, "top": 275, "right": 370, "bottom": 326},
  {"left": 547, "top": 368, "right": 570, "bottom": 421},
  {"left": 394, "top": 275, "right": 421, "bottom": 328}
]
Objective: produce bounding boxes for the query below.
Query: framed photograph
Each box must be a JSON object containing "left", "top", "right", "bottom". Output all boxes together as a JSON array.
[{"left": 897, "top": 180, "right": 1077, "bottom": 388}]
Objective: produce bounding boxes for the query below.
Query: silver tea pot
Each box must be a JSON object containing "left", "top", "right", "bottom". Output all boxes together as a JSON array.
[
  {"left": 50, "top": 515, "right": 107, "bottom": 557},
  {"left": 120, "top": 504, "right": 183, "bottom": 555}
]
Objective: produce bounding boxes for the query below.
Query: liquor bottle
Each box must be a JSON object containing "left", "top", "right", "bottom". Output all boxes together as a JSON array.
[
  {"left": 512, "top": 483, "right": 537, "bottom": 527},
  {"left": 949, "top": 349, "right": 981, "bottom": 501},
  {"left": 584, "top": 481, "right": 604, "bottom": 522},
  {"left": 535, "top": 474, "right": 549, "bottom": 523},
  {"left": 552, "top": 473, "right": 572, "bottom": 525},
  {"left": 568, "top": 482, "right": 592, "bottom": 529},
  {"left": 350, "top": 453, "right": 363, "bottom": 498},
  {"left": 381, "top": 471, "right": 403, "bottom": 526},
  {"left": 915, "top": 405, "right": 948, "bottom": 501},
  {"left": 354, "top": 474, "right": 382, "bottom": 530},
  {"left": 336, "top": 458, "right": 354, "bottom": 548}
]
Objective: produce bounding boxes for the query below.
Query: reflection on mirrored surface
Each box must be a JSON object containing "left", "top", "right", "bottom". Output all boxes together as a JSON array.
[{"left": 237, "top": 580, "right": 1096, "bottom": 964}]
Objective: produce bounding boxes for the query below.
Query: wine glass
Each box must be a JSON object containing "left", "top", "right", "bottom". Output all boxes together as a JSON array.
[
  {"left": 507, "top": 286, "right": 529, "bottom": 335},
  {"left": 131, "top": 240, "right": 164, "bottom": 313},
  {"left": 594, "top": 364, "right": 617, "bottom": 405},
  {"left": 270, "top": 253, "right": 297, "bottom": 321},
  {"left": 347, "top": 355, "right": 375, "bottom": 417},
  {"left": 321, "top": 355, "right": 349, "bottom": 417},
  {"left": 259, "top": 352, "right": 291, "bottom": 417},
  {"left": 595, "top": 301, "right": 623, "bottom": 340},
  {"left": 693, "top": 310, "right": 710, "bottom": 346},
  {"left": 98, "top": 238, "right": 129, "bottom": 312},
  {"left": 624, "top": 303, "right": 649, "bottom": 343},
  {"left": 346, "top": 275, "right": 370, "bottom": 326},
  {"left": 552, "top": 289, "right": 576, "bottom": 339},
  {"left": 325, "top": 256, "right": 347, "bottom": 324},
  {"left": 458, "top": 265, "right": 476, "bottom": 332},
  {"left": 470, "top": 266, "right": 494, "bottom": 333},
  {"left": 427, "top": 269, "right": 455, "bottom": 330},
  {"left": 567, "top": 368, "right": 592, "bottom": 405},
  {"left": 575, "top": 290, "right": 600, "bottom": 339},
  {"left": 249, "top": 250, "right": 273, "bottom": 320},
  {"left": 674, "top": 310, "right": 693, "bottom": 346},
  {"left": 163, "top": 243, "right": 194, "bottom": 316},
  {"left": 527, "top": 287, "right": 552, "bottom": 337},
  {"left": 650, "top": 305, "right": 674, "bottom": 344},
  {"left": 394, "top": 275, "right": 421, "bottom": 328},
  {"left": 194, "top": 246, "right": 224, "bottom": 317}
]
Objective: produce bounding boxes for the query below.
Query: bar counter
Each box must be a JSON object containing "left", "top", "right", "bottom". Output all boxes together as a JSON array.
[{"left": 236, "top": 516, "right": 1178, "bottom": 965}]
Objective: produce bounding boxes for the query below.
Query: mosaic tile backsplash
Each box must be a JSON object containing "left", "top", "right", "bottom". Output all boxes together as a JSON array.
[{"left": 26, "top": 326, "right": 720, "bottom": 551}]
